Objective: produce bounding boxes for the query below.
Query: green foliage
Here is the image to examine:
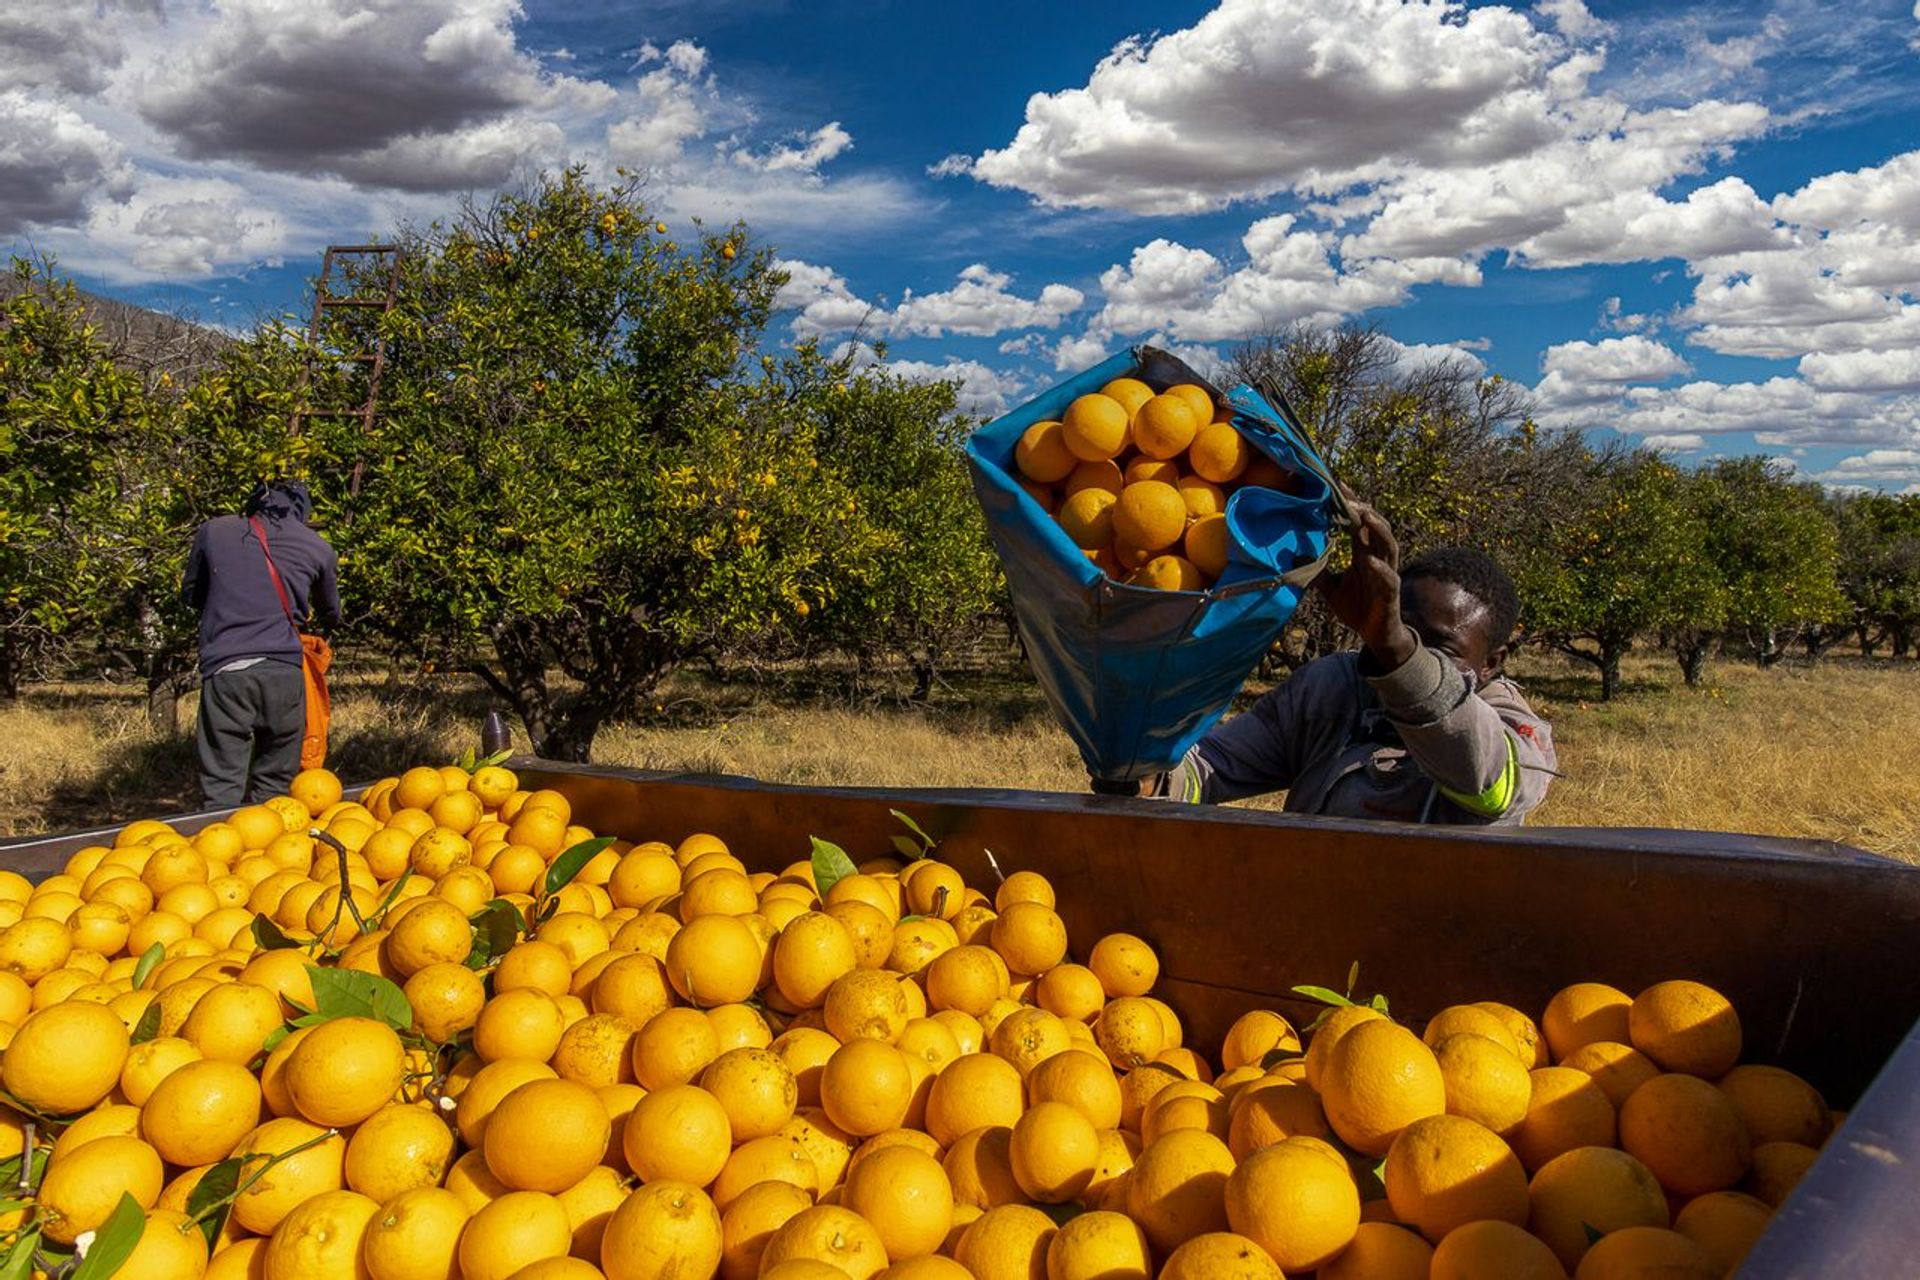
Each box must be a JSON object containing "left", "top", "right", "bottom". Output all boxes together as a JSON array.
[
  {"left": 793, "top": 347, "right": 1004, "bottom": 694},
  {"left": 1696, "top": 458, "right": 1847, "bottom": 665},
  {"left": 1833, "top": 492, "right": 1920, "bottom": 655},
  {"left": 319, "top": 167, "right": 896, "bottom": 758},
  {"left": 1516, "top": 450, "right": 1724, "bottom": 698},
  {"left": 0, "top": 259, "right": 152, "bottom": 693}
]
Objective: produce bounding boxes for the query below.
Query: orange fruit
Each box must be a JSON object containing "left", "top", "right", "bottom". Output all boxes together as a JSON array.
[
  {"left": 3, "top": 999, "right": 128, "bottom": 1112},
  {"left": 844, "top": 1144, "right": 953, "bottom": 1260},
  {"left": 1514, "top": 1066, "right": 1618, "bottom": 1172},
  {"left": 1058, "top": 488, "right": 1119, "bottom": 551},
  {"left": 1131, "top": 394, "right": 1198, "bottom": 460},
  {"left": 363, "top": 1186, "right": 469, "bottom": 1280},
  {"left": 1126, "top": 554, "right": 1201, "bottom": 591},
  {"left": 346, "top": 1101, "right": 457, "bottom": 1202},
  {"left": 229, "top": 1117, "right": 348, "bottom": 1234},
  {"left": 386, "top": 897, "right": 473, "bottom": 976},
  {"left": 1125, "top": 455, "right": 1180, "bottom": 485},
  {"left": 720, "top": 1180, "right": 813, "bottom": 1279},
  {"left": 1063, "top": 458, "right": 1124, "bottom": 499},
  {"left": 1175, "top": 474, "right": 1226, "bottom": 521},
  {"left": 1429, "top": 1219, "right": 1568, "bottom": 1280},
  {"left": 711, "top": 1134, "right": 819, "bottom": 1208},
  {"left": 405, "top": 960, "right": 487, "bottom": 1043},
  {"left": 1221, "top": 1010, "right": 1301, "bottom": 1071},
  {"left": 1475, "top": 1002, "right": 1551, "bottom": 1069},
  {"left": 116, "top": 1205, "right": 211, "bottom": 1279},
  {"left": 1061, "top": 395, "right": 1129, "bottom": 461},
  {"left": 634, "top": 1006, "right": 721, "bottom": 1090},
  {"left": 1715, "top": 1064, "right": 1830, "bottom": 1147},
  {"left": 1110, "top": 482, "right": 1186, "bottom": 554},
  {"left": 759, "top": 1205, "right": 890, "bottom": 1279},
  {"left": 780, "top": 1107, "right": 858, "bottom": 1192},
  {"left": 1528, "top": 1145, "right": 1670, "bottom": 1270},
  {"left": 290, "top": 767, "right": 345, "bottom": 816},
  {"left": 624, "top": 1084, "right": 732, "bottom": 1187},
  {"left": 1026, "top": 1049, "right": 1122, "bottom": 1130},
  {"left": 943, "top": 1125, "right": 1023, "bottom": 1210},
  {"left": 662, "top": 914, "right": 761, "bottom": 1007},
  {"left": 1225, "top": 1136, "right": 1361, "bottom": 1269},
  {"left": 118, "top": 1034, "right": 201, "bottom": 1106},
  {"left": 1629, "top": 981, "right": 1741, "bottom": 1078},
  {"left": 1015, "top": 421, "right": 1077, "bottom": 484},
  {"left": 1046, "top": 1210, "right": 1152, "bottom": 1280},
  {"left": 925, "top": 1052, "right": 1025, "bottom": 1145},
  {"left": 478, "top": 989, "right": 568, "bottom": 1063},
  {"left": 485, "top": 1078, "right": 612, "bottom": 1192},
  {"left": 1320, "top": 1019, "right": 1446, "bottom": 1156},
  {"left": 495, "top": 941, "right": 577, "bottom": 998},
  {"left": 139, "top": 1058, "right": 262, "bottom": 1166},
  {"left": 1434, "top": 1032, "right": 1532, "bottom": 1136},
  {"left": 458, "top": 1190, "right": 574, "bottom": 1280},
  {"left": 34, "top": 1134, "right": 164, "bottom": 1245},
  {"left": 1619, "top": 1073, "right": 1752, "bottom": 1197},
  {"left": 1008, "top": 1101, "right": 1098, "bottom": 1203},
  {"left": 701, "top": 1046, "right": 799, "bottom": 1142},
  {"left": 1673, "top": 1190, "right": 1771, "bottom": 1274},
  {"left": 552, "top": 1013, "right": 640, "bottom": 1089},
  {"left": 1573, "top": 1225, "right": 1715, "bottom": 1279},
  {"left": 994, "top": 871, "right": 1055, "bottom": 911},
  {"left": 1226, "top": 1080, "right": 1331, "bottom": 1158},
  {"left": 954, "top": 1203, "right": 1055, "bottom": 1280},
  {"left": 1542, "top": 983, "right": 1632, "bottom": 1060},
  {"left": 825, "top": 968, "right": 913, "bottom": 1044},
  {"left": 1317, "top": 1222, "right": 1433, "bottom": 1280},
  {"left": 456, "top": 1059, "right": 562, "bottom": 1147},
  {"left": 1303, "top": 1004, "right": 1385, "bottom": 1089},
  {"left": 821, "top": 1038, "right": 913, "bottom": 1137},
  {"left": 1166, "top": 383, "right": 1213, "bottom": 423},
  {"left": 1744, "top": 1140, "right": 1818, "bottom": 1207},
  {"left": 1423, "top": 1005, "right": 1521, "bottom": 1059},
  {"left": 1382, "top": 1114, "right": 1527, "bottom": 1243},
  {"left": 1560, "top": 1041, "right": 1660, "bottom": 1109},
  {"left": 1183, "top": 514, "right": 1231, "bottom": 579},
  {"left": 283, "top": 1015, "right": 406, "bottom": 1127},
  {"left": 1186, "top": 423, "right": 1247, "bottom": 483},
  {"left": 774, "top": 912, "right": 858, "bottom": 1010},
  {"left": 1080, "top": 934, "right": 1155, "bottom": 1001},
  {"left": 1125, "top": 1129, "right": 1235, "bottom": 1254},
  {"left": 1098, "top": 377, "right": 1154, "bottom": 416},
  {"left": 262, "top": 1188, "right": 380, "bottom": 1280}
]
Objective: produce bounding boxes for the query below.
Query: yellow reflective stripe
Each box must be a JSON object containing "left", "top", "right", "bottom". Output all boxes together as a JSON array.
[
  {"left": 1439, "top": 733, "right": 1519, "bottom": 818},
  {"left": 1181, "top": 767, "right": 1203, "bottom": 804}
]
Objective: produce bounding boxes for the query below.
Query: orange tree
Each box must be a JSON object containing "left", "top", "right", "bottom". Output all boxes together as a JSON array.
[
  {"left": 1694, "top": 457, "right": 1846, "bottom": 666},
  {"left": 791, "top": 343, "right": 1002, "bottom": 699},
  {"left": 1513, "top": 449, "right": 1723, "bottom": 700},
  {"left": 0, "top": 259, "right": 152, "bottom": 696},
  {"left": 317, "top": 169, "right": 893, "bottom": 759}
]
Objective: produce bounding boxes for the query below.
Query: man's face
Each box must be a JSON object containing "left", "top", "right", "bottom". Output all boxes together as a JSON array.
[{"left": 1401, "top": 576, "right": 1503, "bottom": 684}]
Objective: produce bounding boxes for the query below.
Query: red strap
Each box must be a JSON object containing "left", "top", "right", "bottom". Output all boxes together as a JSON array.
[{"left": 250, "top": 516, "right": 297, "bottom": 625}]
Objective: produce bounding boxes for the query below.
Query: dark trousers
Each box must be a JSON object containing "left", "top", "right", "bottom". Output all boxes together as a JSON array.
[{"left": 196, "top": 662, "right": 304, "bottom": 806}]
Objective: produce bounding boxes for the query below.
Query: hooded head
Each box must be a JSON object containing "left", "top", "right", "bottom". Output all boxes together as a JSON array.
[{"left": 245, "top": 480, "right": 313, "bottom": 523}]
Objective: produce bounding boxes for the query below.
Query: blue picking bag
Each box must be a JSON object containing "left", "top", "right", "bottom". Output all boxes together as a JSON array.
[{"left": 966, "top": 345, "right": 1342, "bottom": 787}]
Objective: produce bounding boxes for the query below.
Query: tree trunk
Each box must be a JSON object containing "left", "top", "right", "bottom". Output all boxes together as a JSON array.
[
  {"left": 1679, "top": 642, "right": 1709, "bottom": 688},
  {"left": 1860, "top": 623, "right": 1878, "bottom": 658},
  {"left": 1600, "top": 645, "right": 1622, "bottom": 701},
  {"left": 490, "top": 622, "right": 556, "bottom": 757},
  {"left": 1892, "top": 624, "right": 1913, "bottom": 659},
  {"left": 0, "top": 636, "right": 19, "bottom": 700},
  {"left": 147, "top": 671, "right": 181, "bottom": 735},
  {"left": 1753, "top": 628, "right": 1782, "bottom": 668}
]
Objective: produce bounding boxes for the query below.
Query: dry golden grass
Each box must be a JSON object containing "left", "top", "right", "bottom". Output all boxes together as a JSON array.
[{"left": 2, "top": 652, "right": 1915, "bottom": 861}]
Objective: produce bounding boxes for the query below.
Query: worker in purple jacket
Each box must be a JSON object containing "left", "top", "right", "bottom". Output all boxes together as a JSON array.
[
  {"left": 183, "top": 481, "right": 340, "bottom": 806},
  {"left": 1149, "top": 499, "right": 1557, "bottom": 824}
]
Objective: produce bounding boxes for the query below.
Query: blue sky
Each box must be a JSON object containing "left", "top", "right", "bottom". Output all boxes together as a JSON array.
[{"left": 6, "top": 0, "right": 1920, "bottom": 490}]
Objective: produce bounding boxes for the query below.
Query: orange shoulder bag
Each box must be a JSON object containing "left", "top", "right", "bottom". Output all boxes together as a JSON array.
[{"left": 251, "top": 516, "right": 333, "bottom": 769}]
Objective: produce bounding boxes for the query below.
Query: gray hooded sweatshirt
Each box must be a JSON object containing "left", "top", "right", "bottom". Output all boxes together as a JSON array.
[{"left": 1163, "top": 643, "right": 1556, "bottom": 824}]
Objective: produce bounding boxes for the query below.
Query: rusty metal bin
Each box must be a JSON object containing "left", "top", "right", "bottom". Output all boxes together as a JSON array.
[{"left": 5, "top": 763, "right": 1917, "bottom": 1277}]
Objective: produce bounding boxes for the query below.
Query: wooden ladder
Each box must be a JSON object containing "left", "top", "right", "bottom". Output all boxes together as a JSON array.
[{"left": 290, "top": 244, "right": 404, "bottom": 493}]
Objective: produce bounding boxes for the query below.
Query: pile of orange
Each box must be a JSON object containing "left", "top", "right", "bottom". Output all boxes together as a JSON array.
[
  {"left": 0, "top": 760, "right": 1834, "bottom": 1278},
  {"left": 1012, "top": 377, "right": 1298, "bottom": 591}
]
